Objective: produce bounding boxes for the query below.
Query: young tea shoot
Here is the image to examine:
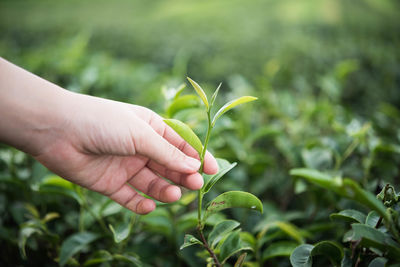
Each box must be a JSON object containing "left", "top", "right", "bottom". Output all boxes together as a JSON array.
[{"left": 164, "top": 78, "right": 262, "bottom": 266}]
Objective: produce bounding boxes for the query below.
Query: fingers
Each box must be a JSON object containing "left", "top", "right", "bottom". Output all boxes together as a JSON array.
[
  {"left": 147, "top": 160, "right": 204, "bottom": 190},
  {"left": 132, "top": 107, "right": 218, "bottom": 175},
  {"left": 127, "top": 167, "right": 182, "bottom": 203},
  {"left": 203, "top": 151, "right": 219, "bottom": 175},
  {"left": 108, "top": 166, "right": 183, "bottom": 214},
  {"left": 108, "top": 184, "right": 155, "bottom": 214},
  {"left": 161, "top": 126, "right": 218, "bottom": 174},
  {"left": 133, "top": 119, "right": 201, "bottom": 174}
]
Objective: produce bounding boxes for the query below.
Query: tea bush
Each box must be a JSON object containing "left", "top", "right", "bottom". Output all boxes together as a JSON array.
[{"left": 0, "top": 0, "right": 399, "bottom": 266}]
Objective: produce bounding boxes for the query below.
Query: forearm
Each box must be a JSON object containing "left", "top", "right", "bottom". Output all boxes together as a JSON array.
[{"left": 0, "top": 57, "right": 73, "bottom": 156}]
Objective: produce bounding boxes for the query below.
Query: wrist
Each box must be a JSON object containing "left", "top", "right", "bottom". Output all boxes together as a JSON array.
[{"left": 0, "top": 58, "right": 74, "bottom": 156}]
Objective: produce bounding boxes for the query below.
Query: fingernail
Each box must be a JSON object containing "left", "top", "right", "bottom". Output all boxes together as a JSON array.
[{"left": 185, "top": 157, "right": 200, "bottom": 171}]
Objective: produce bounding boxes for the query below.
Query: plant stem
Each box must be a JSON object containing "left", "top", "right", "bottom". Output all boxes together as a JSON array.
[
  {"left": 198, "top": 228, "right": 222, "bottom": 267},
  {"left": 196, "top": 110, "right": 220, "bottom": 266},
  {"left": 197, "top": 110, "right": 213, "bottom": 228},
  {"left": 200, "top": 111, "right": 213, "bottom": 172},
  {"left": 197, "top": 190, "right": 203, "bottom": 228}
]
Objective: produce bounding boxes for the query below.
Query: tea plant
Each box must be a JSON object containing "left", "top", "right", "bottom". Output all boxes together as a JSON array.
[
  {"left": 290, "top": 169, "right": 400, "bottom": 266},
  {"left": 163, "top": 78, "right": 262, "bottom": 266}
]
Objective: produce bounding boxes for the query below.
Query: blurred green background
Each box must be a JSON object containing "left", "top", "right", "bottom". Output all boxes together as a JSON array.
[
  {"left": 1, "top": 0, "right": 399, "bottom": 112},
  {"left": 1, "top": 0, "right": 400, "bottom": 266}
]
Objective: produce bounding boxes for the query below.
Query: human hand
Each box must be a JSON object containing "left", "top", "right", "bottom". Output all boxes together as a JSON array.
[
  {"left": 35, "top": 94, "right": 218, "bottom": 214},
  {"left": 0, "top": 58, "right": 218, "bottom": 214}
]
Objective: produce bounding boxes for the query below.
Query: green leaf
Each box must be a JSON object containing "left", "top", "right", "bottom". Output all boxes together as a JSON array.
[
  {"left": 234, "top": 252, "right": 247, "bottom": 267},
  {"left": 342, "top": 179, "right": 388, "bottom": 221},
  {"left": 202, "top": 158, "right": 237, "bottom": 194},
  {"left": 311, "top": 241, "right": 343, "bottom": 266},
  {"left": 187, "top": 77, "right": 209, "bottom": 109},
  {"left": 341, "top": 250, "right": 353, "bottom": 267},
  {"left": 180, "top": 234, "right": 202, "bottom": 250},
  {"left": 290, "top": 244, "right": 313, "bottom": 267},
  {"left": 141, "top": 208, "right": 172, "bottom": 237},
  {"left": 167, "top": 94, "right": 200, "bottom": 118},
  {"left": 351, "top": 224, "right": 400, "bottom": 260},
  {"left": 178, "top": 191, "right": 197, "bottom": 205},
  {"left": 173, "top": 84, "right": 186, "bottom": 100},
  {"left": 208, "top": 220, "right": 240, "bottom": 248},
  {"left": 204, "top": 191, "right": 263, "bottom": 221},
  {"left": 59, "top": 232, "right": 99, "bottom": 267},
  {"left": 212, "top": 96, "right": 257, "bottom": 126},
  {"left": 18, "top": 226, "right": 42, "bottom": 259},
  {"left": 164, "top": 118, "right": 203, "bottom": 155},
  {"left": 39, "top": 175, "right": 82, "bottom": 204},
  {"left": 365, "top": 211, "right": 380, "bottom": 227},
  {"left": 352, "top": 223, "right": 398, "bottom": 247},
  {"left": 262, "top": 241, "right": 298, "bottom": 262},
  {"left": 368, "top": 257, "right": 388, "bottom": 267},
  {"left": 42, "top": 212, "right": 60, "bottom": 223},
  {"left": 176, "top": 212, "right": 197, "bottom": 233},
  {"left": 275, "top": 221, "right": 305, "bottom": 244},
  {"left": 290, "top": 169, "right": 388, "bottom": 221},
  {"left": 210, "top": 82, "right": 222, "bottom": 107},
  {"left": 83, "top": 250, "right": 113, "bottom": 266},
  {"left": 240, "top": 232, "right": 256, "bottom": 250},
  {"left": 219, "top": 230, "right": 252, "bottom": 264},
  {"left": 330, "top": 209, "right": 366, "bottom": 224},
  {"left": 24, "top": 203, "right": 40, "bottom": 219},
  {"left": 290, "top": 242, "right": 343, "bottom": 267},
  {"left": 113, "top": 252, "right": 142, "bottom": 266},
  {"left": 289, "top": 168, "right": 342, "bottom": 193},
  {"left": 109, "top": 221, "right": 131, "bottom": 243}
]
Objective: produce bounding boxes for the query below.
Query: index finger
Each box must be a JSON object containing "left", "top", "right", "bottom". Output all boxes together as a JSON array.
[{"left": 132, "top": 106, "right": 218, "bottom": 175}]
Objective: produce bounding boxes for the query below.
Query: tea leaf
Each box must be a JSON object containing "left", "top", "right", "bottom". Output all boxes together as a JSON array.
[
  {"left": 368, "top": 257, "right": 388, "bottom": 267},
  {"left": 208, "top": 219, "right": 240, "bottom": 248},
  {"left": 39, "top": 175, "right": 83, "bottom": 204},
  {"left": 173, "top": 84, "right": 186, "bottom": 100},
  {"left": 290, "top": 244, "right": 313, "bottom": 267},
  {"left": 290, "top": 241, "right": 343, "bottom": 267},
  {"left": 212, "top": 96, "right": 257, "bottom": 126},
  {"left": 167, "top": 94, "right": 200, "bottom": 118},
  {"left": 342, "top": 179, "right": 388, "bottom": 221},
  {"left": 109, "top": 221, "right": 131, "bottom": 243},
  {"left": 234, "top": 252, "right": 247, "bottom": 267},
  {"left": 210, "top": 82, "right": 222, "bottom": 107},
  {"left": 330, "top": 209, "right": 366, "bottom": 224},
  {"left": 351, "top": 224, "right": 400, "bottom": 259},
  {"left": 202, "top": 158, "right": 237, "bottom": 194},
  {"left": 365, "top": 211, "right": 380, "bottom": 227},
  {"left": 18, "top": 226, "right": 42, "bottom": 259},
  {"left": 310, "top": 241, "right": 343, "bottom": 265},
  {"left": 275, "top": 221, "right": 305, "bottom": 244},
  {"left": 180, "top": 234, "right": 202, "bottom": 250},
  {"left": 164, "top": 118, "right": 203, "bottom": 155},
  {"left": 219, "top": 230, "right": 252, "bottom": 263},
  {"left": 290, "top": 169, "right": 389, "bottom": 221},
  {"left": 59, "top": 232, "right": 99, "bottom": 266},
  {"left": 187, "top": 77, "right": 209, "bottom": 109},
  {"left": 204, "top": 191, "right": 263, "bottom": 220},
  {"left": 289, "top": 168, "right": 342, "bottom": 193},
  {"left": 262, "top": 241, "right": 298, "bottom": 262},
  {"left": 42, "top": 212, "right": 60, "bottom": 223},
  {"left": 113, "top": 252, "right": 142, "bottom": 266},
  {"left": 83, "top": 250, "right": 113, "bottom": 266}
]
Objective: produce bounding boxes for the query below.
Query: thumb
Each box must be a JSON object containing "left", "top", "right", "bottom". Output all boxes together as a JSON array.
[{"left": 133, "top": 122, "right": 201, "bottom": 173}]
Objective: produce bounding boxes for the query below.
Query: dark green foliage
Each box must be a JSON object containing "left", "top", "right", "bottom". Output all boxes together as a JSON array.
[{"left": 1, "top": 0, "right": 400, "bottom": 266}]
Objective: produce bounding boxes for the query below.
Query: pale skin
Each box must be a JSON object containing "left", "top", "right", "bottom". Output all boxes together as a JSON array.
[{"left": 0, "top": 57, "right": 218, "bottom": 214}]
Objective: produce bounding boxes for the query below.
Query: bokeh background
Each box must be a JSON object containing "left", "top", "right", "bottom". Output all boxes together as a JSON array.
[{"left": 1, "top": 0, "right": 399, "bottom": 266}]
